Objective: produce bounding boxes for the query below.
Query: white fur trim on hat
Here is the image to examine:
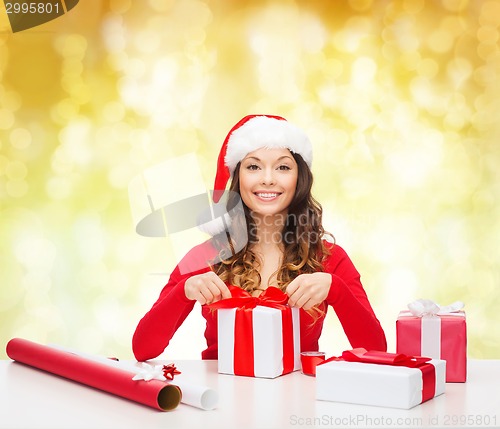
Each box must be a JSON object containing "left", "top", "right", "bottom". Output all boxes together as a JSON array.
[{"left": 224, "top": 116, "right": 313, "bottom": 174}]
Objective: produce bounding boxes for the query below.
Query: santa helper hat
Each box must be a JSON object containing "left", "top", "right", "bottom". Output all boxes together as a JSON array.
[{"left": 212, "top": 114, "right": 313, "bottom": 203}]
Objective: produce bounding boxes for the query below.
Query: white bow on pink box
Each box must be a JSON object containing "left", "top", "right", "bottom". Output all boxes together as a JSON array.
[{"left": 407, "top": 299, "right": 464, "bottom": 317}]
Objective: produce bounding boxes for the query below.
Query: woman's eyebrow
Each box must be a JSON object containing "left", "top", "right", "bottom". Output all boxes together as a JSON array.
[{"left": 243, "top": 155, "right": 293, "bottom": 162}]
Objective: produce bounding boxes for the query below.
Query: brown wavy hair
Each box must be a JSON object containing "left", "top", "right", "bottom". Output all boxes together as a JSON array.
[{"left": 211, "top": 153, "right": 334, "bottom": 305}]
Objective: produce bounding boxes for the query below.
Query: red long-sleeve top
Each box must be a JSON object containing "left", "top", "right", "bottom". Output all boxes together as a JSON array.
[{"left": 132, "top": 240, "right": 387, "bottom": 361}]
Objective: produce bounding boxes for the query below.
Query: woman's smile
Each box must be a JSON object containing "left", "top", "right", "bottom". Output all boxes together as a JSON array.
[{"left": 253, "top": 191, "right": 283, "bottom": 202}]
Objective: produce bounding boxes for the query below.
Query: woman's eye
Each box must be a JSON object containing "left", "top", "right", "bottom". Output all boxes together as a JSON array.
[
  {"left": 246, "top": 164, "right": 260, "bottom": 170},
  {"left": 278, "top": 165, "right": 291, "bottom": 171}
]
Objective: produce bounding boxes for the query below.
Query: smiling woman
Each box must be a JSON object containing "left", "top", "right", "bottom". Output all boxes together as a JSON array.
[
  {"left": 132, "top": 115, "right": 387, "bottom": 362},
  {"left": 0, "top": 0, "right": 498, "bottom": 368}
]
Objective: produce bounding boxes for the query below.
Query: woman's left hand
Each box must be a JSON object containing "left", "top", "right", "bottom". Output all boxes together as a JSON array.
[{"left": 285, "top": 272, "right": 332, "bottom": 310}]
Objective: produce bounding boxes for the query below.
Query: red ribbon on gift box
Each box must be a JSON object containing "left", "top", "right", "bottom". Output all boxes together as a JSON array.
[
  {"left": 319, "top": 348, "right": 437, "bottom": 403},
  {"left": 209, "top": 285, "right": 294, "bottom": 377}
]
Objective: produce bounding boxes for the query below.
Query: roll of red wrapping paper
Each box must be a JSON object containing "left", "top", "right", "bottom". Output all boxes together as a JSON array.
[
  {"left": 300, "top": 351, "right": 326, "bottom": 376},
  {"left": 6, "top": 338, "right": 181, "bottom": 411}
]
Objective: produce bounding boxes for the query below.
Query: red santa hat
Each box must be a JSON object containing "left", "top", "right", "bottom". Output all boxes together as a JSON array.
[{"left": 213, "top": 114, "right": 313, "bottom": 202}]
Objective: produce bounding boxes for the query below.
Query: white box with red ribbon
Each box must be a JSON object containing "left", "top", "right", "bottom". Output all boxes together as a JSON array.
[
  {"left": 316, "top": 348, "right": 446, "bottom": 409},
  {"left": 211, "top": 285, "right": 301, "bottom": 378}
]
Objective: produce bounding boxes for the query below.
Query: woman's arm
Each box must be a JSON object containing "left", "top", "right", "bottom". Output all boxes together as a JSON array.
[
  {"left": 324, "top": 243, "right": 387, "bottom": 351},
  {"left": 132, "top": 268, "right": 199, "bottom": 362},
  {"left": 131, "top": 242, "right": 216, "bottom": 361}
]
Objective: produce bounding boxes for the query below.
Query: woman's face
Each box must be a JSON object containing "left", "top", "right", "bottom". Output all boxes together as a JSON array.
[{"left": 238, "top": 147, "right": 298, "bottom": 221}]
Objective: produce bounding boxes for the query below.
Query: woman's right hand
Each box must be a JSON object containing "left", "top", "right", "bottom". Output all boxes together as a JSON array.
[{"left": 184, "top": 271, "right": 232, "bottom": 305}]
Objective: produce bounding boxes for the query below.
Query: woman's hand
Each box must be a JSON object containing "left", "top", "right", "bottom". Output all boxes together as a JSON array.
[
  {"left": 184, "top": 271, "right": 232, "bottom": 305},
  {"left": 285, "top": 272, "right": 332, "bottom": 310}
]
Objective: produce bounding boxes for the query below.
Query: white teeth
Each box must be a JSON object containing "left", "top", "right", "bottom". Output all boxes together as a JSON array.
[{"left": 256, "top": 193, "right": 279, "bottom": 198}]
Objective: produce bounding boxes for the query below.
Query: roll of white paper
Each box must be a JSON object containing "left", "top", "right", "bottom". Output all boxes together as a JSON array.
[{"left": 49, "top": 344, "right": 218, "bottom": 411}]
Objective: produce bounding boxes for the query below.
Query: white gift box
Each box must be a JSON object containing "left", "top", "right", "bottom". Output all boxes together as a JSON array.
[
  {"left": 217, "top": 305, "right": 301, "bottom": 378},
  {"left": 316, "top": 358, "right": 446, "bottom": 409}
]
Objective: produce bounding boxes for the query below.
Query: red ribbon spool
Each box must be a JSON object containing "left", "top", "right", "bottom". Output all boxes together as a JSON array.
[{"left": 300, "top": 351, "right": 325, "bottom": 376}]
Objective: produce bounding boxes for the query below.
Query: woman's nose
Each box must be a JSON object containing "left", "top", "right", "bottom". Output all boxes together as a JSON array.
[{"left": 260, "top": 168, "right": 276, "bottom": 185}]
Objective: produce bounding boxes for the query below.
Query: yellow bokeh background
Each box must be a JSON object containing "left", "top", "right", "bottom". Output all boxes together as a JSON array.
[{"left": 1, "top": 0, "right": 499, "bottom": 360}]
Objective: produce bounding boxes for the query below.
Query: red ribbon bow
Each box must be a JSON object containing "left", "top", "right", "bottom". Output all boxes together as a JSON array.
[
  {"left": 339, "top": 348, "right": 431, "bottom": 367},
  {"left": 208, "top": 285, "right": 290, "bottom": 311},
  {"left": 319, "top": 348, "right": 437, "bottom": 404},
  {"left": 162, "top": 363, "right": 181, "bottom": 381},
  {"left": 208, "top": 285, "right": 295, "bottom": 377}
]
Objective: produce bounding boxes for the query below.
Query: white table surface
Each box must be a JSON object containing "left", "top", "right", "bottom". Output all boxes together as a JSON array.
[{"left": 0, "top": 359, "right": 499, "bottom": 429}]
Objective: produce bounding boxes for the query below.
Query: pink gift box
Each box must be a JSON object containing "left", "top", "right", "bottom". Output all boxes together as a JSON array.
[{"left": 396, "top": 309, "right": 467, "bottom": 382}]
